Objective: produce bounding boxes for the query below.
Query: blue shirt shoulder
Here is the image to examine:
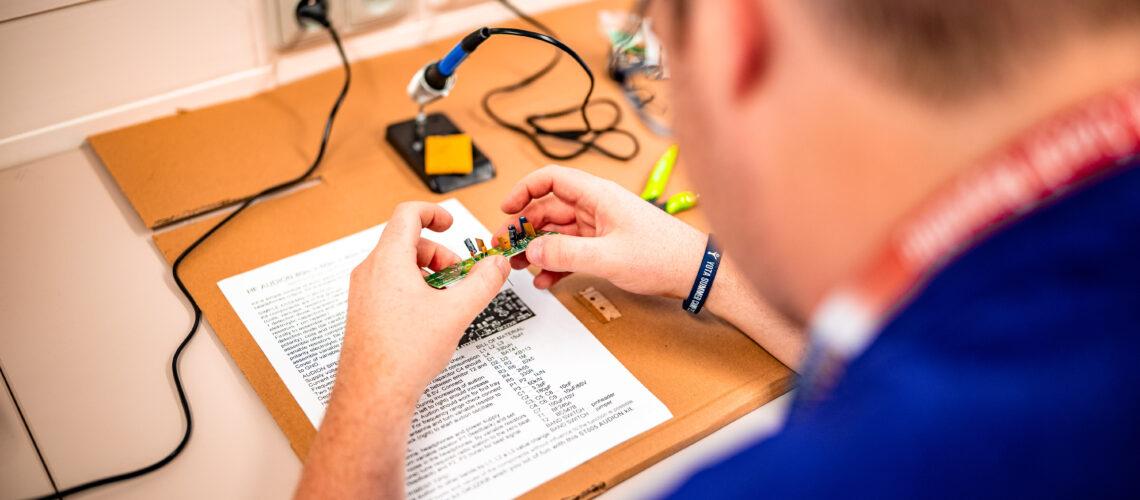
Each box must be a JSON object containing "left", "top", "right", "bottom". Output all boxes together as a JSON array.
[{"left": 666, "top": 163, "right": 1140, "bottom": 499}]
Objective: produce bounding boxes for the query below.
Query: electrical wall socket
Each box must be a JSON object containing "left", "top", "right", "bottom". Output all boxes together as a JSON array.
[
  {"left": 268, "top": 0, "right": 348, "bottom": 49},
  {"left": 425, "top": 0, "right": 489, "bottom": 11},
  {"left": 268, "top": 0, "right": 409, "bottom": 50},
  {"left": 344, "top": 0, "right": 409, "bottom": 30}
]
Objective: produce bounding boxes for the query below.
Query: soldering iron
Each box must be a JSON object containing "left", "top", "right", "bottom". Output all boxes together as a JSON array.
[
  {"left": 407, "top": 28, "right": 491, "bottom": 112},
  {"left": 402, "top": 26, "right": 639, "bottom": 160}
]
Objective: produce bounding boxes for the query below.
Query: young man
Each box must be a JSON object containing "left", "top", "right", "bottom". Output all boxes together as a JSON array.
[{"left": 297, "top": 0, "right": 1140, "bottom": 497}]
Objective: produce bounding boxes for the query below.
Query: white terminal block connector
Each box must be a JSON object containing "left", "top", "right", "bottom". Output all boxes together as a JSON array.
[{"left": 407, "top": 63, "right": 457, "bottom": 107}]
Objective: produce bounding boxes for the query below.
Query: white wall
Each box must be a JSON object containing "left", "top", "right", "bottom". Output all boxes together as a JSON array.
[{"left": 0, "top": 0, "right": 586, "bottom": 169}]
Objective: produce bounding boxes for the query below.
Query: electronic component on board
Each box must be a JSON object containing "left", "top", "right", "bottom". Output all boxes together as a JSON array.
[
  {"left": 508, "top": 225, "right": 519, "bottom": 247},
  {"left": 425, "top": 229, "right": 557, "bottom": 289},
  {"left": 464, "top": 238, "right": 478, "bottom": 257},
  {"left": 520, "top": 216, "right": 536, "bottom": 238}
]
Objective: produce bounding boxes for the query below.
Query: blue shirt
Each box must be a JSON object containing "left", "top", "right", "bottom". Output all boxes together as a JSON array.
[{"left": 667, "top": 162, "right": 1140, "bottom": 498}]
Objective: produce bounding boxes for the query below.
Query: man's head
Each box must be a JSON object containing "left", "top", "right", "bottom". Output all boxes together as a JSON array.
[
  {"left": 651, "top": 0, "right": 1140, "bottom": 322},
  {"left": 809, "top": 0, "right": 1140, "bottom": 100}
]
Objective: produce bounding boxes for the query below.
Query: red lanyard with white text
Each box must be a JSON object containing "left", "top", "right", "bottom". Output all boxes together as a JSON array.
[{"left": 799, "top": 82, "right": 1140, "bottom": 404}]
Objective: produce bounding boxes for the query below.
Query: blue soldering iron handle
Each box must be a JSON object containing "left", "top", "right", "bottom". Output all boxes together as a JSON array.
[
  {"left": 408, "top": 27, "right": 491, "bottom": 105},
  {"left": 429, "top": 27, "right": 492, "bottom": 85},
  {"left": 437, "top": 44, "right": 469, "bottom": 76},
  {"left": 410, "top": 27, "right": 491, "bottom": 106}
]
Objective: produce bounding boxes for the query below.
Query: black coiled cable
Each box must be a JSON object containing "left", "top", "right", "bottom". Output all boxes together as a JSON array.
[{"left": 482, "top": 0, "right": 640, "bottom": 161}]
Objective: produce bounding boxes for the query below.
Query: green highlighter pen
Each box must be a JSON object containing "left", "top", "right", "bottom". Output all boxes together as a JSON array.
[
  {"left": 640, "top": 144, "right": 678, "bottom": 202},
  {"left": 663, "top": 190, "right": 698, "bottom": 214},
  {"left": 640, "top": 144, "right": 698, "bottom": 215}
]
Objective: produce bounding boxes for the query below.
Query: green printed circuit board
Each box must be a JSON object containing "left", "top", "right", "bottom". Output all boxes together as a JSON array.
[{"left": 424, "top": 225, "right": 554, "bottom": 289}]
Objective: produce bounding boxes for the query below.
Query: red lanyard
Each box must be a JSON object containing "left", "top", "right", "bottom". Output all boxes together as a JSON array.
[{"left": 802, "top": 82, "right": 1140, "bottom": 401}]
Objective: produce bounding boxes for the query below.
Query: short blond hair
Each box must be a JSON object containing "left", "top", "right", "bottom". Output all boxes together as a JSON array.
[{"left": 809, "top": 0, "right": 1140, "bottom": 100}]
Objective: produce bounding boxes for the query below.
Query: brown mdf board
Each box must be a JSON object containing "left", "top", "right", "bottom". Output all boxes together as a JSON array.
[
  {"left": 149, "top": 177, "right": 793, "bottom": 499},
  {"left": 92, "top": 0, "right": 796, "bottom": 497},
  {"left": 90, "top": 0, "right": 668, "bottom": 230}
]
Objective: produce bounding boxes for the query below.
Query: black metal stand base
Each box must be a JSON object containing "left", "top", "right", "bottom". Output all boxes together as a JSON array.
[{"left": 385, "top": 112, "right": 495, "bottom": 194}]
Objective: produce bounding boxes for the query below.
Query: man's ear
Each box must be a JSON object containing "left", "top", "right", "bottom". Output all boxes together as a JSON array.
[{"left": 726, "top": 0, "right": 770, "bottom": 98}]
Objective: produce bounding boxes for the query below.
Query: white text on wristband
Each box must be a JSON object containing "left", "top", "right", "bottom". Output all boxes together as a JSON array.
[{"left": 683, "top": 236, "right": 722, "bottom": 314}]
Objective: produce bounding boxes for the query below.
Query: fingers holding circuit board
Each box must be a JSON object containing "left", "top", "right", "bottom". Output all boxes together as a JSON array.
[{"left": 424, "top": 228, "right": 557, "bottom": 289}]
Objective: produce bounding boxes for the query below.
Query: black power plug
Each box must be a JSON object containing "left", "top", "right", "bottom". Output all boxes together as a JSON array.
[{"left": 296, "top": 0, "right": 331, "bottom": 28}]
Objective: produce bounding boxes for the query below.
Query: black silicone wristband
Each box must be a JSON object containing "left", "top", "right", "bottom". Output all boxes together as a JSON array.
[{"left": 683, "top": 235, "right": 722, "bottom": 314}]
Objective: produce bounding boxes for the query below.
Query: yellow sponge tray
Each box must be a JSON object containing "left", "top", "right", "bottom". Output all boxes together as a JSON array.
[{"left": 424, "top": 134, "right": 474, "bottom": 175}]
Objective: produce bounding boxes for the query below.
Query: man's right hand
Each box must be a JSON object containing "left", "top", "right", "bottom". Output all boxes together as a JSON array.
[{"left": 499, "top": 165, "right": 708, "bottom": 297}]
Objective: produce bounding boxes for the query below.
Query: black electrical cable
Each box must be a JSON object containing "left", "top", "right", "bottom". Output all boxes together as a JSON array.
[
  {"left": 482, "top": 0, "right": 640, "bottom": 161},
  {"left": 3, "top": 360, "right": 60, "bottom": 498},
  {"left": 26, "top": 6, "right": 350, "bottom": 500}
]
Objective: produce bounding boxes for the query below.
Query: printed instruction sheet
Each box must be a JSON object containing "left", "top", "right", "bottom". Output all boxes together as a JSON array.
[{"left": 218, "top": 199, "right": 672, "bottom": 500}]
